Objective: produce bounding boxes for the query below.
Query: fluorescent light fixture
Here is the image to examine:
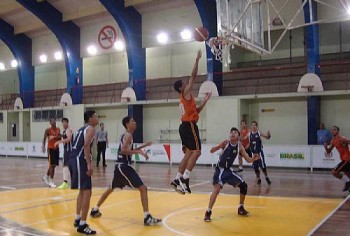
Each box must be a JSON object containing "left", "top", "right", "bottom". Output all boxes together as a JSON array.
[
  {"left": 11, "top": 60, "right": 18, "bottom": 68},
  {"left": 157, "top": 32, "right": 168, "bottom": 44},
  {"left": 114, "top": 40, "right": 125, "bottom": 51},
  {"left": 54, "top": 51, "right": 62, "bottom": 60},
  {"left": 39, "top": 54, "right": 47, "bottom": 63},
  {"left": 181, "top": 29, "right": 192, "bottom": 40},
  {"left": 0, "top": 63, "right": 5, "bottom": 71},
  {"left": 87, "top": 45, "right": 97, "bottom": 55}
]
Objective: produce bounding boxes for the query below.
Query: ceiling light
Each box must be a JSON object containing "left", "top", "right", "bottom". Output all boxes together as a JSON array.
[
  {"left": 181, "top": 29, "right": 192, "bottom": 40},
  {"left": 114, "top": 40, "right": 125, "bottom": 51},
  {"left": 39, "top": 54, "right": 47, "bottom": 63},
  {"left": 87, "top": 45, "right": 97, "bottom": 55},
  {"left": 11, "top": 60, "right": 18, "bottom": 68},
  {"left": 157, "top": 32, "right": 168, "bottom": 44},
  {"left": 54, "top": 51, "right": 62, "bottom": 60}
]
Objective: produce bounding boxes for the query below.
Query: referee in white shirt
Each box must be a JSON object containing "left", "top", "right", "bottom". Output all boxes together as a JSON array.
[{"left": 96, "top": 123, "right": 108, "bottom": 167}]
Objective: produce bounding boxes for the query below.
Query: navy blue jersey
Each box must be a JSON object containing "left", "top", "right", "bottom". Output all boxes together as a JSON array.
[
  {"left": 62, "top": 129, "right": 73, "bottom": 154},
  {"left": 117, "top": 133, "right": 133, "bottom": 165},
  {"left": 71, "top": 125, "right": 94, "bottom": 161},
  {"left": 217, "top": 141, "right": 240, "bottom": 168},
  {"left": 249, "top": 131, "right": 263, "bottom": 153}
]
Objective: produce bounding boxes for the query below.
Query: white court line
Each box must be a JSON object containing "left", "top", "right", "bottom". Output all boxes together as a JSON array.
[
  {"left": 307, "top": 193, "right": 350, "bottom": 236},
  {"left": 0, "top": 186, "right": 16, "bottom": 190},
  {"left": 0, "top": 225, "right": 43, "bottom": 236},
  {"left": 162, "top": 205, "right": 265, "bottom": 236}
]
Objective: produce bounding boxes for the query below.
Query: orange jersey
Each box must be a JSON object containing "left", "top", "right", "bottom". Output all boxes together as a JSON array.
[
  {"left": 332, "top": 135, "right": 350, "bottom": 161},
  {"left": 240, "top": 128, "right": 250, "bottom": 147},
  {"left": 47, "top": 127, "right": 61, "bottom": 149},
  {"left": 179, "top": 93, "right": 199, "bottom": 122}
]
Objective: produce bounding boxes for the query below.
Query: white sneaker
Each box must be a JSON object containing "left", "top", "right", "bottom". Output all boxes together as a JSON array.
[
  {"left": 48, "top": 181, "right": 56, "bottom": 188},
  {"left": 42, "top": 175, "right": 49, "bottom": 185}
]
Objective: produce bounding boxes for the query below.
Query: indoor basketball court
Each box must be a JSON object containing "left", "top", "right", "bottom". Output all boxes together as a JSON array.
[
  {"left": 0, "top": 158, "right": 348, "bottom": 235},
  {"left": 0, "top": 0, "right": 350, "bottom": 235}
]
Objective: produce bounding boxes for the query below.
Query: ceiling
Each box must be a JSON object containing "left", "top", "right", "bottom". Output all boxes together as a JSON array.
[{"left": 0, "top": 0, "right": 193, "bottom": 39}]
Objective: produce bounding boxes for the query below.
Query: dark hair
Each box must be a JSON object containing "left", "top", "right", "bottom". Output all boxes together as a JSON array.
[
  {"left": 252, "top": 121, "right": 258, "bottom": 126},
  {"left": 122, "top": 116, "right": 133, "bottom": 129},
  {"left": 100, "top": 123, "right": 104, "bottom": 127},
  {"left": 332, "top": 126, "right": 340, "bottom": 131},
  {"left": 230, "top": 127, "right": 240, "bottom": 136},
  {"left": 50, "top": 118, "right": 56, "bottom": 122},
  {"left": 173, "top": 80, "right": 183, "bottom": 93},
  {"left": 84, "top": 110, "right": 96, "bottom": 123},
  {"left": 62, "top": 117, "right": 69, "bottom": 123}
]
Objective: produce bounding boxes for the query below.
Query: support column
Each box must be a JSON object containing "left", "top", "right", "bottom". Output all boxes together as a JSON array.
[
  {"left": 0, "top": 19, "right": 34, "bottom": 108},
  {"left": 303, "top": 0, "right": 320, "bottom": 145},
  {"left": 194, "top": 0, "right": 223, "bottom": 95},
  {"left": 17, "top": 0, "right": 82, "bottom": 104},
  {"left": 99, "top": 0, "right": 145, "bottom": 142}
]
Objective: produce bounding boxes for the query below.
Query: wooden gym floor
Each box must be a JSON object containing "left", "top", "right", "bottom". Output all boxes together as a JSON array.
[{"left": 0, "top": 157, "right": 349, "bottom": 236}]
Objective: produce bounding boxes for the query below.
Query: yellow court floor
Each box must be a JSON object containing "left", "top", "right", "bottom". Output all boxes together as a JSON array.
[{"left": 0, "top": 188, "right": 343, "bottom": 236}]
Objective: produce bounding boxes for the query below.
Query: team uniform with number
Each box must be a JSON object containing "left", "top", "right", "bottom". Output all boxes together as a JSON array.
[
  {"left": 111, "top": 134, "right": 144, "bottom": 189},
  {"left": 178, "top": 93, "right": 201, "bottom": 151},
  {"left": 249, "top": 131, "right": 266, "bottom": 169},
  {"left": 70, "top": 125, "right": 94, "bottom": 190},
  {"left": 213, "top": 141, "right": 245, "bottom": 187}
]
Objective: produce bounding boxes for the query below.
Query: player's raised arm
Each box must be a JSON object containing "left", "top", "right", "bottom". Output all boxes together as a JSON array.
[
  {"left": 183, "top": 49, "right": 202, "bottom": 98},
  {"left": 210, "top": 140, "right": 227, "bottom": 153}
]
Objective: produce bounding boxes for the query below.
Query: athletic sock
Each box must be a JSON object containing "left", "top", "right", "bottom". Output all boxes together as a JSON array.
[
  {"left": 207, "top": 208, "right": 212, "bottom": 212},
  {"left": 239, "top": 204, "right": 244, "bottom": 207},
  {"left": 93, "top": 206, "right": 99, "bottom": 211},
  {"left": 79, "top": 220, "right": 86, "bottom": 226},
  {"left": 76, "top": 215, "right": 81, "bottom": 220},
  {"left": 239, "top": 166, "right": 243, "bottom": 170},
  {"left": 144, "top": 211, "right": 150, "bottom": 218},
  {"left": 176, "top": 172, "right": 183, "bottom": 179},
  {"left": 183, "top": 169, "right": 191, "bottom": 179},
  {"left": 343, "top": 175, "right": 350, "bottom": 182}
]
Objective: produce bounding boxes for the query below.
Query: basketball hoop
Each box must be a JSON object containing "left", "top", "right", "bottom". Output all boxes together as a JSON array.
[{"left": 207, "top": 36, "right": 234, "bottom": 66}]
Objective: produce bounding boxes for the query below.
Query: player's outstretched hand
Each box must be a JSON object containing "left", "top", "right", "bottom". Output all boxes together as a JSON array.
[
  {"left": 204, "top": 92, "right": 212, "bottom": 102},
  {"left": 253, "top": 154, "right": 260, "bottom": 161},
  {"left": 140, "top": 150, "right": 149, "bottom": 161},
  {"left": 145, "top": 141, "right": 153, "bottom": 147}
]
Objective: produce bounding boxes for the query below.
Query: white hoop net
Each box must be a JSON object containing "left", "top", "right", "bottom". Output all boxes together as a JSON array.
[{"left": 207, "top": 36, "right": 234, "bottom": 67}]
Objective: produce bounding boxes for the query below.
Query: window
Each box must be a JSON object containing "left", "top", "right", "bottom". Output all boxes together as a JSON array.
[{"left": 32, "top": 109, "right": 64, "bottom": 122}]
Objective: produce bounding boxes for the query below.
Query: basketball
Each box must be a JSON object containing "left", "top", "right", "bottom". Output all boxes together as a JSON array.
[{"left": 194, "top": 26, "right": 209, "bottom": 42}]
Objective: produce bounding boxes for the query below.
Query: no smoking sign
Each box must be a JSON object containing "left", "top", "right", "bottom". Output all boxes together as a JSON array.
[{"left": 98, "top": 25, "right": 117, "bottom": 50}]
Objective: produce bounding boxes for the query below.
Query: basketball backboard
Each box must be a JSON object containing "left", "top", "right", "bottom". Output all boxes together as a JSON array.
[{"left": 215, "top": 0, "right": 350, "bottom": 57}]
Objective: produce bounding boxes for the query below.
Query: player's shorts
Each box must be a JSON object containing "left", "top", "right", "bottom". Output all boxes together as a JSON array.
[
  {"left": 179, "top": 121, "right": 201, "bottom": 151},
  {"left": 111, "top": 163, "right": 144, "bottom": 189},
  {"left": 252, "top": 150, "right": 266, "bottom": 169},
  {"left": 48, "top": 148, "right": 59, "bottom": 166},
  {"left": 334, "top": 160, "right": 350, "bottom": 173},
  {"left": 213, "top": 167, "right": 244, "bottom": 187},
  {"left": 69, "top": 156, "right": 92, "bottom": 190},
  {"left": 63, "top": 151, "right": 71, "bottom": 166}
]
